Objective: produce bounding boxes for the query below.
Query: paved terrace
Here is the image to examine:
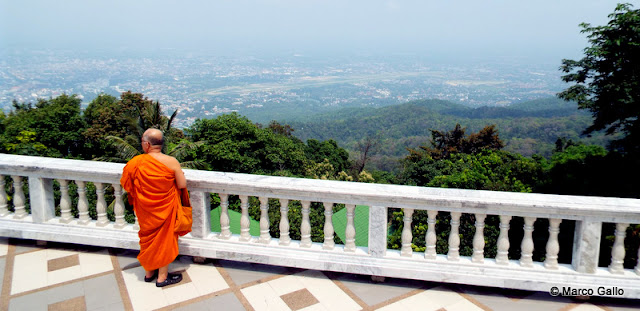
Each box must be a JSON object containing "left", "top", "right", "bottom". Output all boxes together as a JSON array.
[{"left": 1, "top": 238, "right": 638, "bottom": 311}]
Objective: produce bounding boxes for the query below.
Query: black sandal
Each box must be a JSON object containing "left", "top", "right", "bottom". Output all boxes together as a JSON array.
[
  {"left": 156, "top": 272, "right": 183, "bottom": 287},
  {"left": 144, "top": 270, "right": 158, "bottom": 282}
]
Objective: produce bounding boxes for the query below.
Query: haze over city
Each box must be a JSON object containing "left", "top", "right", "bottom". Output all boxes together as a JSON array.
[{"left": 1, "top": 0, "right": 629, "bottom": 60}]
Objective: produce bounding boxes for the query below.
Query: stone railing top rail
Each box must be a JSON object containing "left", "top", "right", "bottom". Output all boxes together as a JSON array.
[{"left": 1, "top": 153, "right": 639, "bottom": 222}]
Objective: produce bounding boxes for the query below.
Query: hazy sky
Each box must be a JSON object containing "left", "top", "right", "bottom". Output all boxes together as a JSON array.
[{"left": 1, "top": 0, "right": 636, "bottom": 61}]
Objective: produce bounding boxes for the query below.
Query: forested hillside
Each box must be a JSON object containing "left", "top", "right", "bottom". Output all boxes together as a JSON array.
[{"left": 286, "top": 97, "right": 611, "bottom": 172}]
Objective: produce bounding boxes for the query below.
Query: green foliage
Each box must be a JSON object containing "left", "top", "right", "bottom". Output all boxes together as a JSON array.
[
  {"left": 3, "top": 94, "right": 86, "bottom": 158},
  {"left": 558, "top": 3, "right": 640, "bottom": 154},
  {"left": 187, "top": 113, "right": 308, "bottom": 175}
]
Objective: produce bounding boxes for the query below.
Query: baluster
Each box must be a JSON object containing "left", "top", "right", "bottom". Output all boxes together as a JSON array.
[
  {"left": 219, "top": 193, "right": 231, "bottom": 239},
  {"left": 239, "top": 195, "right": 250, "bottom": 241},
  {"left": 401, "top": 208, "right": 414, "bottom": 257},
  {"left": 544, "top": 218, "right": 562, "bottom": 269},
  {"left": 57, "top": 179, "right": 72, "bottom": 223},
  {"left": 95, "top": 183, "right": 109, "bottom": 226},
  {"left": 12, "top": 176, "right": 27, "bottom": 219},
  {"left": 447, "top": 212, "right": 461, "bottom": 261},
  {"left": 0, "top": 178, "right": 9, "bottom": 216},
  {"left": 279, "top": 199, "right": 291, "bottom": 245},
  {"left": 345, "top": 204, "right": 356, "bottom": 252},
  {"left": 495, "top": 215, "right": 512, "bottom": 265},
  {"left": 609, "top": 223, "right": 629, "bottom": 274},
  {"left": 635, "top": 245, "right": 640, "bottom": 275},
  {"left": 300, "top": 201, "right": 312, "bottom": 247},
  {"left": 472, "top": 213, "right": 486, "bottom": 263},
  {"left": 258, "top": 197, "right": 270, "bottom": 244},
  {"left": 112, "top": 183, "right": 126, "bottom": 228},
  {"left": 425, "top": 210, "right": 437, "bottom": 259},
  {"left": 520, "top": 217, "right": 536, "bottom": 267},
  {"left": 133, "top": 210, "right": 140, "bottom": 230},
  {"left": 323, "top": 202, "right": 335, "bottom": 250},
  {"left": 76, "top": 181, "right": 90, "bottom": 224}
]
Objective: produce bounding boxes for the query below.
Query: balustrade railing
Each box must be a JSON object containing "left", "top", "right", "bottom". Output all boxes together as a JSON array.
[{"left": 0, "top": 154, "right": 639, "bottom": 298}]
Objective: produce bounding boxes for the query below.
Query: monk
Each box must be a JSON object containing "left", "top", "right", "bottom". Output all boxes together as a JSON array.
[{"left": 120, "top": 128, "right": 187, "bottom": 287}]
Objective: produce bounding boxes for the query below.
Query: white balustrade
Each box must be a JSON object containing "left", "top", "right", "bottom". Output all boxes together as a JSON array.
[
  {"left": 344, "top": 204, "right": 356, "bottom": 252},
  {"left": 76, "top": 180, "right": 90, "bottom": 224},
  {"left": 95, "top": 182, "right": 109, "bottom": 227},
  {"left": 520, "top": 217, "right": 536, "bottom": 267},
  {"left": 544, "top": 218, "right": 562, "bottom": 269},
  {"left": 1, "top": 154, "right": 640, "bottom": 299},
  {"left": 447, "top": 212, "right": 461, "bottom": 261},
  {"left": 425, "top": 210, "right": 437, "bottom": 259},
  {"left": 495, "top": 215, "right": 511, "bottom": 265},
  {"left": 472, "top": 213, "right": 486, "bottom": 263},
  {"left": 279, "top": 199, "right": 291, "bottom": 245},
  {"left": 258, "top": 197, "right": 270, "bottom": 243},
  {"left": 112, "top": 183, "right": 125, "bottom": 228},
  {"left": 609, "top": 223, "right": 629, "bottom": 274},
  {"left": 323, "top": 202, "right": 335, "bottom": 250},
  {"left": 401, "top": 208, "right": 414, "bottom": 257},
  {"left": 12, "top": 176, "right": 27, "bottom": 219},
  {"left": 218, "top": 193, "right": 231, "bottom": 239},
  {"left": 300, "top": 200, "right": 312, "bottom": 247},
  {"left": 239, "top": 195, "right": 250, "bottom": 241},
  {"left": 0, "top": 178, "right": 9, "bottom": 216},
  {"left": 58, "top": 179, "right": 72, "bottom": 223}
]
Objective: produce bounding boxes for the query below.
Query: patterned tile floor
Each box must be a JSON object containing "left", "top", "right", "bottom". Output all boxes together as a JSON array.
[{"left": 1, "top": 237, "right": 638, "bottom": 311}]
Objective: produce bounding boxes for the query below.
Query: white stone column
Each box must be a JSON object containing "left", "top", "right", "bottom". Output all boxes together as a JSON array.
[
  {"left": 112, "top": 183, "right": 126, "bottom": 228},
  {"left": 368, "top": 205, "right": 387, "bottom": 257},
  {"left": 495, "top": 215, "right": 511, "bottom": 265},
  {"left": 323, "top": 202, "right": 335, "bottom": 250},
  {"left": 572, "top": 220, "right": 602, "bottom": 273},
  {"left": 12, "top": 176, "right": 27, "bottom": 219},
  {"left": 635, "top": 246, "right": 640, "bottom": 275},
  {"left": 58, "top": 180, "right": 72, "bottom": 223},
  {"left": 544, "top": 218, "right": 562, "bottom": 269},
  {"left": 190, "top": 190, "right": 210, "bottom": 239},
  {"left": 95, "top": 183, "right": 109, "bottom": 227},
  {"left": 76, "top": 181, "right": 90, "bottom": 225},
  {"left": 239, "top": 195, "right": 251, "bottom": 241},
  {"left": 472, "top": 213, "right": 486, "bottom": 263},
  {"left": 344, "top": 204, "right": 356, "bottom": 252},
  {"left": 219, "top": 193, "right": 231, "bottom": 239},
  {"left": 609, "top": 222, "right": 629, "bottom": 274},
  {"left": 300, "top": 200, "right": 312, "bottom": 248},
  {"left": 520, "top": 217, "right": 536, "bottom": 267},
  {"left": 401, "top": 208, "right": 414, "bottom": 257},
  {"left": 28, "top": 176, "right": 55, "bottom": 223},
  {"left": 279, "top": 199, "right": 291, "bottom": 246},
  {"left": 258, "top": 197, "right": 270, "bottom": 244},
  {"left": 425, "top": 210, "right": 437, "bottom": 260},
  {"left": 447, "top": 212, "right": 461, "bottom": 261},
  {"left": 0, "top": 178, "right": 9, "bottom": 216}
]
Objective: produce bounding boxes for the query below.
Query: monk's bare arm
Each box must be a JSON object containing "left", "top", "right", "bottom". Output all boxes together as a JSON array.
[{"left": 165, "top": 156, "right": 187, "bottom": 189}]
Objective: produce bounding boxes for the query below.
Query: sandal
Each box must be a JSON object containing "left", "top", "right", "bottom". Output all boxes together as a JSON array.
[
  {"left": 144, "top": 270, "right": 158, "bottom": 282},
  {"left": 156, "top": 272, "right": 183, "bottom": 287}
]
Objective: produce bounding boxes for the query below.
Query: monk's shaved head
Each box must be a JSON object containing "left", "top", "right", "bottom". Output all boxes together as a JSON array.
[{"left": 142, "top": 128, "right": 164, "bottom": 147}]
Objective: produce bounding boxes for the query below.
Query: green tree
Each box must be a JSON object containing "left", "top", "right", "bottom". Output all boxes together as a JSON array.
[
  {"left": 2, "top": 94, "right": 86, "bottom": 158},
  {"left": 187, "top": 113, "right": 308, "bottom": 175},
  {"left": 94, "top": 91, "right": 181, "bottom": 162},
  {"left": 558, "top": 3, "right": 640, "bottom": 153}
]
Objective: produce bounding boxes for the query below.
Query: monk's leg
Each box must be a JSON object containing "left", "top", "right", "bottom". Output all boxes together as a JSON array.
[
  {"left": 145, "top": 270, "right": 156, "bottom": 279},
  {"left": 157, "top": 265, "right": 169, "bottom": 282}
]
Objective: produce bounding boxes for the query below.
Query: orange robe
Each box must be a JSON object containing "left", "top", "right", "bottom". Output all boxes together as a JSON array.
[{"left": 121, "top": 154, "right": 181, "bottom": 271}]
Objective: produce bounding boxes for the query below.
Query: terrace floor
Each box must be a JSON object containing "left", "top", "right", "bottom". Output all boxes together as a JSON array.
[{"left": 0, "top": 238, "right": 637, "bottom": 311}]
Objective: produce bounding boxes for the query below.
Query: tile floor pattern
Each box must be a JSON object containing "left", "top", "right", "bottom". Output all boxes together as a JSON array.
[{"left": 0, "top": 237, "right": 638, "bottom": 311}]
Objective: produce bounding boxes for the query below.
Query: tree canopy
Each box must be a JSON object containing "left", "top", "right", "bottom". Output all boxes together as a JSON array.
[{"left": 558, "top": 3, "right": 640, "bottom": 153}]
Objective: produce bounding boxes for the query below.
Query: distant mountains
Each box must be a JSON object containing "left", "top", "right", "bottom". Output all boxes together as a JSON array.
[{"left": 283, "top": 97, "right": 609, "bottom": 171}]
